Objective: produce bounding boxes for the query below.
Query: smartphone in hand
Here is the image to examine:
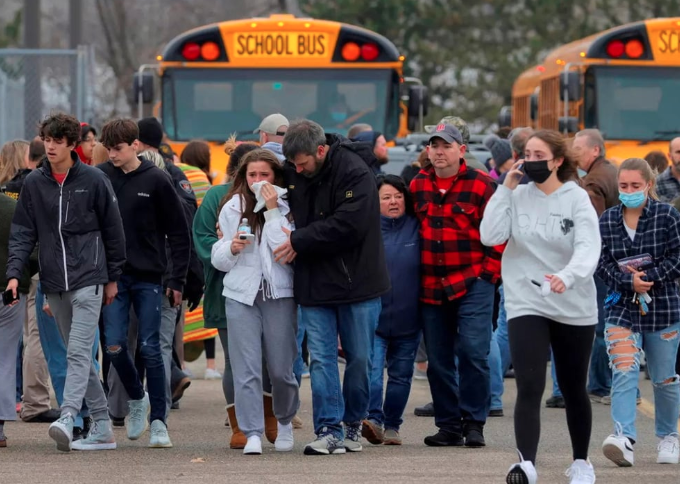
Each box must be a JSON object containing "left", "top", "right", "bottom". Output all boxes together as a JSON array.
[{"left": 2, "top": 289, "right": 19, "bottom": 306}]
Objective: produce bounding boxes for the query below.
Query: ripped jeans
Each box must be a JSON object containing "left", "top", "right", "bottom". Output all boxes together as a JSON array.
[
  {"left": 605, "top": 323, "right": 680, "bottom": 441},
  {"left": 102, "top": 275, "right": 166, "bottom": 423}
]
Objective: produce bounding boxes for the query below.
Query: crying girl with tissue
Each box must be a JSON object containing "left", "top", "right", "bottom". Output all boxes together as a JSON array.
[{"left": 211, "top": 148, "right": 299, "bottom": 455}]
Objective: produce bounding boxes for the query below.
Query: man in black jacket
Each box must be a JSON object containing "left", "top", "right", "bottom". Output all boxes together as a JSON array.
[
  {"left": 277, "top": 119, "right": 390, "bottom": 455},
  {"left": 98, "top": 119, "right": 191, "bottom": 449},
  {"left": 5, "top": 112, "right": 126, "bottom": 452}
]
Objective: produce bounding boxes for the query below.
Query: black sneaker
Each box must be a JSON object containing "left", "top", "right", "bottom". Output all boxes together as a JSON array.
[
  {"left": 110, "top": 414, "right": 125, "bottom": 427},
  {"left": 545, "top": 395, "right": 566, "bottom": 408},
  {"left": 424, "top": 429, "right": 464, "bottom": 447},
  {"left": 488, "top": 408, "right": 504, "bottom": 417},
  {"left": 414, "top": 402, "right": 435, "bottom": 417},
  {"left": 463, "top": 423, "right": 485, "bottom": 447}
]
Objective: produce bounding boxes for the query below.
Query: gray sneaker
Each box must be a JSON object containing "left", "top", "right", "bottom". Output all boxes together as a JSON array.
[
  {"left": 383, "top": 429, "right": 402, "bottom": 445},
  {"left": 48, "top": 412, "right": 74, "bottom": 452},
  {"left": 344, "top": 423, "right": 363, "bottom": 452},
  {"left": 149, "top": 419, "right": 173, "bottom": 448},
  {"left": 303, "top": 428, "right": 346, "bottom": 455},
  {"left": 127, "top": 392, "right": 150, "bottom": 440},
  {"left": 72, "top": 420, "right": 116, "bottom": 451}
]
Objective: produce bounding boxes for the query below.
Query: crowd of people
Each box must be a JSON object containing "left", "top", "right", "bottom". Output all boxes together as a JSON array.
[{"left": 1, "top": 109, "right": 680, "bottom": 484}]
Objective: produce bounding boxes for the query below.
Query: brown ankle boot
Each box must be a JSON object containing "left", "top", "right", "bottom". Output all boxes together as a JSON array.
[
  {"left": 263, "top": 394, "right": 278, "bottom": 444},
  {"left": 227, "top": 406, "right": 246, "bottom": 449}
]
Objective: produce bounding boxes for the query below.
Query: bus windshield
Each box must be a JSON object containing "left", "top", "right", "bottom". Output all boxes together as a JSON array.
[
  {"left": 591, "top": 66, "right": 680, "bottom": 141},
  {"left": 161, "top": 68, "right": 397, "bottom": 142}
]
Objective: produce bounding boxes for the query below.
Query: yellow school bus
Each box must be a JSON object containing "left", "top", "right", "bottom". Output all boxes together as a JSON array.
[
  {"left": 136, "top": 14, "right": 426, "bottom": 184},
  {"left": 502, "top": 18, "right": 680, "bottom": 163}
]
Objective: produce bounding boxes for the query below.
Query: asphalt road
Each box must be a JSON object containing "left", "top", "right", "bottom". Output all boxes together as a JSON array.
[{"left": 2, "top": 349, "right": 677, "bottom": 484}]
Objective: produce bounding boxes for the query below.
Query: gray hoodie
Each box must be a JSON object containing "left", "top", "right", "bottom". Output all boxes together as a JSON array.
[
  {"left": 261, "top": 142, "right": 285, "bottom": 163},
  {"left": 480, "top": 181, "right": 601, "bottom": 326}
]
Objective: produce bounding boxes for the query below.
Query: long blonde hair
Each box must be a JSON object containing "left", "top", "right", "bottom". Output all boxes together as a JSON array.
[
  {"left": 619, "top": 157, "right": 658, "bottom": 200},
  {"left": 0, "top": 140, "right": 29, "bottom": 185}
]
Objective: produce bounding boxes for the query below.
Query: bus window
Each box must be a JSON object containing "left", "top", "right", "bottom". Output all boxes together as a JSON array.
[{"left": 161, "top": 68, "right": 393, "bottom": 141}]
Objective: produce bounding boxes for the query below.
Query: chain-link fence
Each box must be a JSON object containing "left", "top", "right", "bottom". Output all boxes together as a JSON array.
[{"left": 0, "top": 46, "right": 95, "bottom": 146}]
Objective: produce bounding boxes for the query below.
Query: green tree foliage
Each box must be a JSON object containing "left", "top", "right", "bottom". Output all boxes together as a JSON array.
[
  {"left": 0, "top": 8, "right": 22, "bottom": 48},
  {"left": 300, "top": 0, "right": 680, "bottom": 129}
]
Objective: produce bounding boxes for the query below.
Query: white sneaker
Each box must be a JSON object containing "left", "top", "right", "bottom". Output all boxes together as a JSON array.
[
  {"left": 566, "top": 459, "right": 596, "bottom": 484},
  {"left": 602, "top": 427, "right": 634, "bottom": 467},
  {"left": 204, "top": 368, "right": 222, "bottom": 380},
  {"left": 506, "top": 451, "right": 537, "bottom": 484},
  {"left": 275, "top": 422, "right": 294, "bottom": 452},
  {"left": 657, "top": 433, "right": 679, "bottom": 464},
  {"left": 244, "top": 435, "right": 262, "bottom": 455}
]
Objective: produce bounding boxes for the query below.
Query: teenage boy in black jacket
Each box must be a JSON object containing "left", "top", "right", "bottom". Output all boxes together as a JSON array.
[
  {"left": 5, "top": 112, "right": 126, "bottom": 452},
  {"left": 278, "top": 119, "right": 390, "bottom": 455},
  {"left": 97, "top": 119, "right": 190, "bottom": 449}
]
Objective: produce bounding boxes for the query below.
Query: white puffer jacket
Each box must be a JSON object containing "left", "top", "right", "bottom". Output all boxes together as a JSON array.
[{"left": 211, "top": 195, "right": 294, "bottom": 306}]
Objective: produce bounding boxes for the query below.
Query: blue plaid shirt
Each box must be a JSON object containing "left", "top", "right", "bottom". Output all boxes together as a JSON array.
[
  {"left": 656, "top": 167, "right": 680, "bottom": 203},
  {"left": 597, "top": 198, "right": 680, "bottom": 333}
]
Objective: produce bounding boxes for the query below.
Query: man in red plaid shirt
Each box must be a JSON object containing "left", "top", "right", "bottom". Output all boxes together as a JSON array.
[{"left": 410, "top": 123, "right": 503, "bottom": 448}]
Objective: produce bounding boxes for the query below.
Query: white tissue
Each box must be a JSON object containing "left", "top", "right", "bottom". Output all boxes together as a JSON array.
[{"left": 251, "top": 180, "right": 287, "bottom": 213}]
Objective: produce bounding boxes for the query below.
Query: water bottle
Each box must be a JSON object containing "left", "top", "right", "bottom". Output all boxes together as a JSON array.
[{"left": 238, "top": 218, "right": 251, "bottom": 235}]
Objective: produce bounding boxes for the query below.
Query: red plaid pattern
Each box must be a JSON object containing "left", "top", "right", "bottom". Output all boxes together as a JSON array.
[{"left": 410, "top": 161, "right": 503, "bottom": 304}]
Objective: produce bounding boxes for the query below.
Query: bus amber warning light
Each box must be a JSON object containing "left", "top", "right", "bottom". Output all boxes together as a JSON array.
[{"left": 234, "top": 33, "right": 327, "bottom": 58}]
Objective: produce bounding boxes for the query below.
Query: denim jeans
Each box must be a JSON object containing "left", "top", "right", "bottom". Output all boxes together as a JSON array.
[
  {"left": 367, "top": 333, "right": 420, "bottom": 430},
  {"left": 293, "top": 306, "right": 306, "bottom": 386},
  {"left": 489, "top": 331, "right": 504, "bottom": 411},
  {"left": 15, "top": 336, "right": 22, "bottom": 403},
  {"left": 301, "top": 297, "right": 381, "bottom": 439},
  {"left": 606, "top": 322, "right": 680, "bottom": 441},
  {"left": 495, "top": 285, "right": 511, "bottom": 375},
  {"left": 102, "top": 275, "right": 166, "bottom": 423},
  {"left": 551, "top": 351, "right": 563, "bottom": 398},
  {"left": 35, "top": 283, "right": 99, "bottom": 428},
  {"left": 587, "top": 276, "right": 611, "bottom": 397},
  {"left": 421, "top": 278, "right": 495, "bottom": 432}
]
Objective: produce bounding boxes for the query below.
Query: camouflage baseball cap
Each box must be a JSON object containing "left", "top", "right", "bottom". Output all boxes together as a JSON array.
[{"left": 424, "top": 116, "right": 470, "bottom": 144}]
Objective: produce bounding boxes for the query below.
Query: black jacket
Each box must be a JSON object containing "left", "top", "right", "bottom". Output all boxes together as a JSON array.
[
  {"left": 98, "top": 158, "right": 191, "bottom": 292},
  {"left": 162, "top": 161, "right": 204, "bottom": 305},
  {"left": 1, "top": 169, "right": 32, "bottom": 200},
  {"left": 6, "top": 152, "right": 126, "bottom": 293},
  {"left": 286, "top": 134, "right": 390, "bottom": 306}
]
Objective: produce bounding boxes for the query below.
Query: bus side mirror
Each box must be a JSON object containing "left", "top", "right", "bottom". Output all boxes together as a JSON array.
[
  {"left": 407, "top": 85, "right": 429, "bottom": 119},
  {"left": 559, "top": 71, "right": 581, "bottom": 101},
  {"left": 132, "top": 73, "right": 154, "bottom": 104},
  {"left": 559, "top": 116, "right": 579, "bottom": 133},
  {"left": 498, "top": 106, "right": 512, "bottom": 127}
]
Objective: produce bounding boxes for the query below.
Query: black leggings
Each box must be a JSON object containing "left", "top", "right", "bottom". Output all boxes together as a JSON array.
[
  {"left": 204, "top": 337, "right": 216, "bottom": 360},
  {"left": 508, "top": 315, "right": 595, "bottom": 463}
]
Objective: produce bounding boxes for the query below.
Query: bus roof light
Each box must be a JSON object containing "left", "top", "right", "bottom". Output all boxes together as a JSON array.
[
  {"left": 182, "top": 42, "right": 201, "bottom": 61},
  {"left": 361, "top": 43, "right": 379, "bottom": 61},
  {"left": 201, "top": 41, "right": 220, "bottom": 61},
  {"left": 625, "top": 39, "right": 644, "bottom": 58},
  {"left": 341, "top": 42, "right": 361, "bottom": 61},
  {"left": 606, "top": 40, "right": 625, "bottom": 58}
]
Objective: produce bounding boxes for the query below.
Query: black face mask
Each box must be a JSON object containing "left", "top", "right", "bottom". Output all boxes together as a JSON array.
[{"left": 523, "top": 160, "right": 553, "bottom": 184}]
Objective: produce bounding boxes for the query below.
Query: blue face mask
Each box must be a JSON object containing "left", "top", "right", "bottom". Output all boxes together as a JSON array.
[
  {"left": 331, "top": 112, "right": 347, "bottom": 122},
  {"left": 619, "top": 189, "right": 647, "bottom": 208}
]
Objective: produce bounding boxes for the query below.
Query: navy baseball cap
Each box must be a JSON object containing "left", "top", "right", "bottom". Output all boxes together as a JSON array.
[{"left": 428, "top": 123, "right": 464, "bottom": 145}]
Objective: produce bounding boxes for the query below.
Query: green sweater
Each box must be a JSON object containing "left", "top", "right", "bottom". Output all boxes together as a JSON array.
[
  {"left": 0, "top": 194, "right": 36, "bottom": 294},
  {"left": 192, "top": 184, "right": 231, "bottom": 329}
]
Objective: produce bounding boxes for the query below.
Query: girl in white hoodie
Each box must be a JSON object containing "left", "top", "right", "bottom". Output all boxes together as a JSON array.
[
  {"left": 480, "top": 130, "right": 601, "bottom": 484},
  {"left": 211, "top": 149, "right": 299, "bottom": 455}
]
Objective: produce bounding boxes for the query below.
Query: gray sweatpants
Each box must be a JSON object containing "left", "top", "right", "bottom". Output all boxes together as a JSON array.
[
  {"left": 217, "top": 328, "right": 273, "bottom": 406},
  {"left": 108, "top": 298, "right": 176, "bottom": 419},
  {"left": 46, "top": 285, "right": 108, "bottom": 421},
  {"left": 226, "top": 293, "right": 299, "bottom": 438},
  {"left": 0, "top": 299, "right": 26, "bottom": 421}
]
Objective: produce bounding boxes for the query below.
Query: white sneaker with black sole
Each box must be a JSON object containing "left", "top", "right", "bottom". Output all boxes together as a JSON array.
[
  {"left": 602, "top": 424, "right": 634, "bottom": 467},
  {"left": 657, "top": 433, "right": 679, "bottom": 464},
  {"left": 506, "top": 451, "right": 537, "bottom": 484}
]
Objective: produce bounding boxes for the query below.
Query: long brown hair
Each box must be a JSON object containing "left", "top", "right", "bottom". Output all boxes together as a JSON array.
[
  {"left": 220, "top": 149, "right": 285, "bottom": 241},
  {"left": 527, "top": 130, "right": 578, "bottom": 183},
  {"left": 181, "top": 139, "right": 211, "bottom": 180},
  {"left": 0, "top": 140, "right": 29, "bottom": 185}
]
